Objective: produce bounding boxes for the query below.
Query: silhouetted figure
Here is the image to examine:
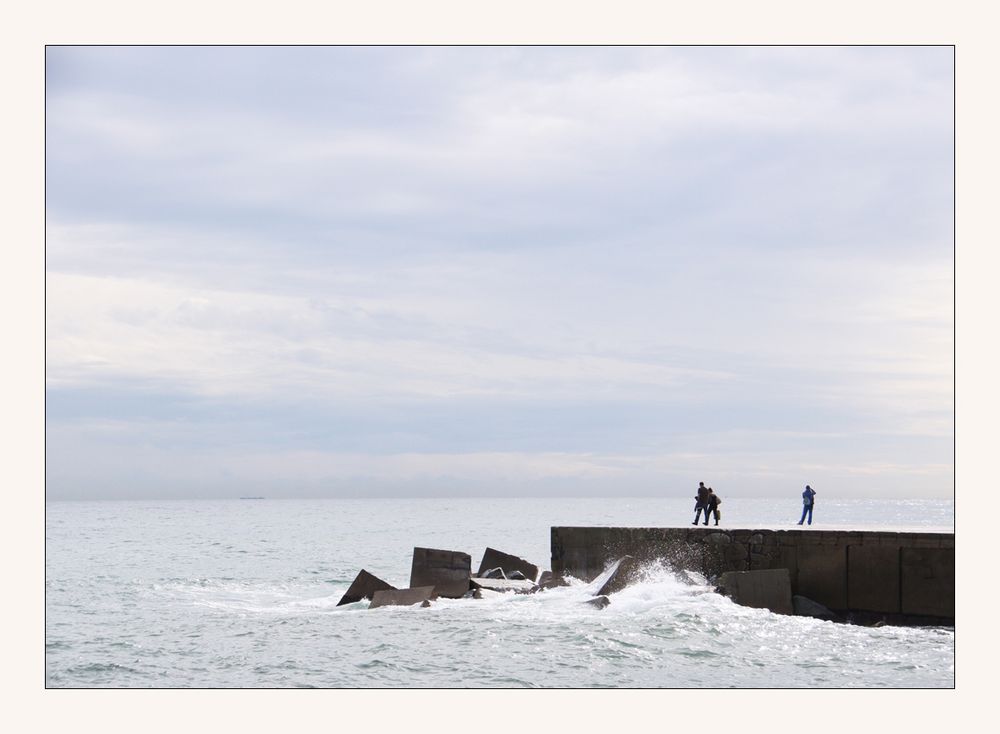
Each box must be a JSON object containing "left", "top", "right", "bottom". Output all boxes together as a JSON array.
[
  {"left": 707, "top": 489, "right": 721, "bottom": 526},
  {"left": 693, "top": 482, "right": 711, "bottom": 525},
  {"left": 798, "top": 485, "right": 816, "bottom": 525}
]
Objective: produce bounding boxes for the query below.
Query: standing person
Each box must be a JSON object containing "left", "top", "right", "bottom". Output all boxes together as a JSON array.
[
  {"left": 693, "top": 482, "right": 711, "bottom": 525},
  {"left": 707, "top": 489, "right": 721, "bottom": 526},
  {"left": 798, "top": 485, "right": 816, "bottom": 525}
]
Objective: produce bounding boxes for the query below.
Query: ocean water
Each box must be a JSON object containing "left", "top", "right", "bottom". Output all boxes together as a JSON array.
[{"left": 45, "top": 497, "right": 954, "bottom": 688}]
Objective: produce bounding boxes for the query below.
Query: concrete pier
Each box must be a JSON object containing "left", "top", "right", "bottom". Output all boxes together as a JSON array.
[{"left": 551, "top": 526, "right": 954, "bottom": 624}]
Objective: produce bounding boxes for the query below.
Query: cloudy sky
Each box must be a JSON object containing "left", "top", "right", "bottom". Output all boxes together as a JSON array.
[{"left": 45, "top": 46, "right": 953, "bottom": 500}]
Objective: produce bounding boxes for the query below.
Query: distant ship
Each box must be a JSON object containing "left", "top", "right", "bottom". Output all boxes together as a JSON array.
[{"left": 239, "top": 496, "right": 266, "bottom": 500}]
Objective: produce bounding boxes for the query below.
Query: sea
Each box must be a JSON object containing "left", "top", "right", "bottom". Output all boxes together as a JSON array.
[{"left": 45, "top": 497, "right": 955, "bottom": 688}]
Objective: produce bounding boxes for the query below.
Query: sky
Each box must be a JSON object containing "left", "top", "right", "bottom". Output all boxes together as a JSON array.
[{"left": 45, "top": 46, "right": 954, "bottom": 500}]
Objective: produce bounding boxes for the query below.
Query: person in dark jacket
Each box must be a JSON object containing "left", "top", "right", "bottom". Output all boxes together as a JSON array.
[
  {"left": 707, "top": 489, "right": 721, "bottom": 526},
  {"left": 798, "top": 485, "right": 817, "bottom": 525},
  {"left": 693, "top": 482, "right": 711, "bottom": 525}
]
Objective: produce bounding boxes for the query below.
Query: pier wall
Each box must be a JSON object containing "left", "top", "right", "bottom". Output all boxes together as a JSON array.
[{"left": 550, "top": 527, "right": 954, "bottom": 622}]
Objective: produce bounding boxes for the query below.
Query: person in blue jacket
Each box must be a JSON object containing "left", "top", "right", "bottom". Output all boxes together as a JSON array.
[{"left": 798, "top": 485, "right": 817, "bottom": 525}]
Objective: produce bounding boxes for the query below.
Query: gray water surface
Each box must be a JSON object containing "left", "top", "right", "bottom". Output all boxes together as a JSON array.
[{"left": 45, "top": 497, "right": 954, "bottom": 687}]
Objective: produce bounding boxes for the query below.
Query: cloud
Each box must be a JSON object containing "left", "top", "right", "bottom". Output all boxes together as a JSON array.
[
  {"left": 46, "top": 47, "right": 952, "bottom": 251},
  {"left": 45, "top": 46, "right": 954, "bottom": 499}
]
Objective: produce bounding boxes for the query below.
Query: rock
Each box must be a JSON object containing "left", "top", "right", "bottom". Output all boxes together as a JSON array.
[
  {"left": 586, "top": 595, "right": 611, "bottom": 609},
  {"left": 595, "top": 556, "right": 644, "bottom": 596},
  {"left": 470, "top": 577, "right": 538, "bottom": 594},
  {"left": 336, "top": 569, "right": 397, "bottom": 606},
  {"left": 716, "top": 569, "right": 793, "bottom": 615},
  {"left": 409, "top": 547, "right": 472, "bottom": 599},
  {"left": 476, "top": 547, "right": 540, "bottom": 582},
  {"left": 480, "top": 567, "right": 506, "bottom": 579},
  {"left": 369, "top": 586, "right": 435, "bottom": 609},
  {"left": 792, "top": 594, "right": 841, "bottom": 621}
]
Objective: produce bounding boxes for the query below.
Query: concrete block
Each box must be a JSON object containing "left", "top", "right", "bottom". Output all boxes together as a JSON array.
[
  {"left": 476, "top": 587, "right": 507, "bottom": 599},
  {"left": 587, "top": 530, "right": 623, "bottom": 582},
  {"left": 864, "top": 532, "right": 902, "bottom": 546},
  {"left": 794, "top": 530, "right": 823, "bottom": 546},
  {"left": 550, "top": 526, "right": 953, "bottom": 624},
  {"left": 702, "top": 539, "right": 747, "bottom": 578},
  {"left": 586, "top": 595, "right": 611, "bottom": 609},
  {"left": 730, "top": 530, "right": 754, "bottom": 544},
  {"left": 776, "top": 530, "right": 801, "bottom": 547},
  {"left": 336, "top": 569, "right": 397, "bottom": 606},
  {"left": 792, "top": 595, "right": 840, "bottom": 621},
  {"left": 795, "top": 544, "right": 847, "bottom": 610},
  {"left": 717, "top": 568, "right": 793, "bottom": 615},
  {"left": 410, "top": 547, "right": 472, "bottom": 599},
  {"left": 832, "top": 532, "right": 857, "bottom": 545},
  {"left": 477, "top": 547, "right": 539, "bottom": 581},
  {"left": 847, "top": 545, "right": 900, "bottom": 613},
  {"left": 901, "top": 547, "right": 954, "bottom": 618},
  {"left": 749, "top": 532, "right": 782, "bottom": 571},
  {"left": 814, "top": 532, "right": 844, "bottom": 546},
  {"left": 905, "top": 533, "right": 953, "bottom": 549},
  {"left": 595, "top": 556, "right": 644, "bottom": 596},
  {"left": 368, "top": 586, "right": 435, "bottom": 609},
  {"left": 537, "top": 570, "right": 569, "bottom": 589},
  {"left": 777, "top": 544, "right": 799, "bottom": 589},
  {"left": 551, "top": 527, "right": 591, "bottom": 580}
]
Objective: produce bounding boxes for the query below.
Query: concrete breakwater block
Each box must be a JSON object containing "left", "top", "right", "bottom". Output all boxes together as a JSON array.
[
  {"left": 337, "top": 569, "right": 397, "bottom": 606},
  {"left": 477, "top": 548, "right": 539, "bottom": 582},
  {"left": 470, "top": 587, "right": 505, "bottom": 599},
  {"left": 537, "top": 570, "right": 569, "bottom": 589},
  {"left": 369, "top": 586, "right": 435, "bottom": 609},
  {"left": 410, "top": 547, "right": 472, "bottom": 598},
  {"left": 792, "top": 594, "right": 840, "bottom": 621},
  {"left": 595, "top": 556, "right": 644, "bottom": 596},
  {"left": 716, "top": 568, "right": 793, "bottom": 615},
  {"left": 469, "top": 577, "right": 538, "bottom": 594}
]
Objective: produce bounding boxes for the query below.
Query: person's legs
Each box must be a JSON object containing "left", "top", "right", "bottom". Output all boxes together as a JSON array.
[
  {"left": 693, "top": 507, "right": 702, "bottom": 525},
  {"left": 798, "top": 505, "right": 808, "bottom": 524},
  {"left": 806, "top": 504, "right": 813, "bottom": 525}
]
